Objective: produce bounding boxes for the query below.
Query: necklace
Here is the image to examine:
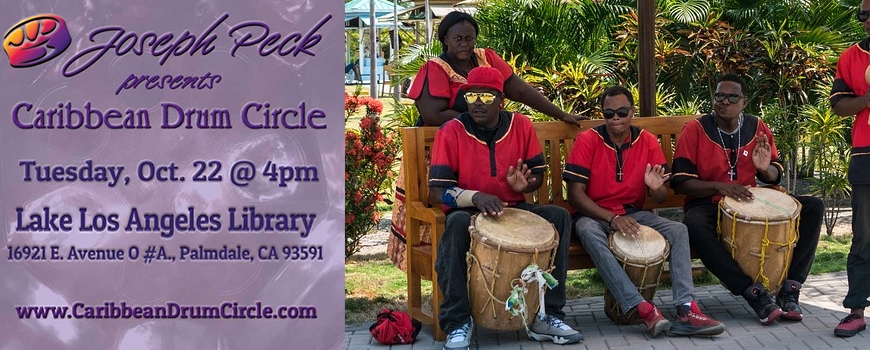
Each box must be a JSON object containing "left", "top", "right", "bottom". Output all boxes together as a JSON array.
[
  {"left": 612, "top": 139, "right": 627, "bottom": 182},
  {"left": 716, "top": 114, "right": 742, "bottom": 181}
]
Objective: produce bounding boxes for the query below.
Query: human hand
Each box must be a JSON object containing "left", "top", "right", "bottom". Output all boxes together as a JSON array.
[
  {"left": 558, "top": 113, "right": 587, "bottom": 127},
  {"left": 717, "top": 183, "right": 754, "bottom": 202},
  {"left": 644, "top": 164, "right": 668, "bottom": 192},
  {"left": 507, "top": 158, "right": 531, "bottom": 192},
  {"left": 611, "top": 215, "right": 641, "bottom": 236},
  {"left": 752, "top": 133, "right": 771, "bottom": 172},
  {"left": 471, "top": 192, "right": 507, "bottom": 216}
]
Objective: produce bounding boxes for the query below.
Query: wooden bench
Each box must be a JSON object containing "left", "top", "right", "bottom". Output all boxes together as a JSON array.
[{"left": 401, "top": 115, "right": 699, "bottom": 340}]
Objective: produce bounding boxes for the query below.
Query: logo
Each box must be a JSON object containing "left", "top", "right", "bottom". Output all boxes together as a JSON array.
[{"left": 4, "top": 14, "right": 71, "bottom": 68}]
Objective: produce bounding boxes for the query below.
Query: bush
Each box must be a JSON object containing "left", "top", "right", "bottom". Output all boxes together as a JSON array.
[{"left": 345, "top": 93, "right": 398, "bottom": 258}]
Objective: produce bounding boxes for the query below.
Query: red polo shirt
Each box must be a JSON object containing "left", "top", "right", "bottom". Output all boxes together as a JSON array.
[
  {"left": 563, "top": 125, "right": 668, "bottom": 215},
  {"left": 429, "top": 111, "right": 546, "bottom": 212},
  {"left": 672, "top": 114, "right": 783, "bottom": 208},
  {"left": 831, "top": 38, "right": 870, "bottom": 184}
]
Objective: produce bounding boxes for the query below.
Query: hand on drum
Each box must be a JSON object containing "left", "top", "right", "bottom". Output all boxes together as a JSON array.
[
  {"left": 643, "top": 163, "right": 668, "bottom": 192},
  {"left": 752, "top": 133, "right": 772, "bottom": 171},
  {"left": 717, "top": 183, "right": 754, "bottom": 202},
  {"left": 507, "top": 158, "right": 532, "bottom": 192},
  {"left": 471, "top": 192, "right": 508, "bottom": 216},
  {"left": 610, "top": 215, "right": 642, "bottom": 236}
]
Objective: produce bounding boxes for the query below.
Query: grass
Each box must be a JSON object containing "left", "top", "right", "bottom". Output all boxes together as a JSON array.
[
  {"left": 345, "top": 253, "right": 432, "bottom": 325},
  {"left": 345, "top": 233, "right": 853, "bottom": 326}
]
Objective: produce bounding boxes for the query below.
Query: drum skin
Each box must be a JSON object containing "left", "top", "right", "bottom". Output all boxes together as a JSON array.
[
  {"left": 467, "top": 208, "right": 558, "bottom": 331},
  {"left": 604, "top": 225, "right": 670, "bottom": 325},
  {"left": 719, "top": 187, "right": 800, "bottom": 293}
]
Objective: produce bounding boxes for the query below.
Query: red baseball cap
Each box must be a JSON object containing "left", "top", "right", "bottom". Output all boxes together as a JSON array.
[{"left": 460, "top": 66, "right": 505, "bottom": 93}]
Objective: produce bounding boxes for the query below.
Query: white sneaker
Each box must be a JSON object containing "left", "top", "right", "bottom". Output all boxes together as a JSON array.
[
  {"left": 528, "top": 314, "right": 583, "bottom": 344},
  {"left": 443, "top": 319, "right": 473, "bottom": 350}
]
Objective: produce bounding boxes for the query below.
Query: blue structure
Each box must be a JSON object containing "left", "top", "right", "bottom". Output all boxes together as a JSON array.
[{"left": 344, "top": 0, "right": 404, "bottom": 85}]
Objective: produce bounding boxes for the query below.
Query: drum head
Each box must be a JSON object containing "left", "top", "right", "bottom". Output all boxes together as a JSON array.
[
  {"left": 720, "top": 187, "right": 798, "bottom": 221},
  {"left": 610, "top": 225, "right": 667, "bottom": 263},
  {"left": 471, "top": 208, "right": 557, "bottom": 252}
]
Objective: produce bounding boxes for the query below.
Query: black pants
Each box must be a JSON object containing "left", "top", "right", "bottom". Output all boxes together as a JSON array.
[
  {"left": 435, "top": 202, "right": 572, "bottom": 333},
  {"left": 845, "top": 185, "right": 870, "bottom": 309},
  {"left": 683, "top": 196, "right": 823, "bottom": 295}
]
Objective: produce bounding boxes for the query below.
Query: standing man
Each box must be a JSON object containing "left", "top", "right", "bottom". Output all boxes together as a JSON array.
[
  {"left": 563, "top": 86, "right": 724, "bottom": 337},
  {"left": 672, "top": 73, "right": 823, "bottom": 326},
  {"left": 429, "top": 66, "right": 583, "bottom": 349},
  {"left": 830, "top": 1, "right": 870, "bottom": 337}
]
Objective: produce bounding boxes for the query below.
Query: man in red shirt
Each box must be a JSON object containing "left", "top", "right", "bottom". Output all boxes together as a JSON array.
[
  {"left": 563, "top": 86, "right": 724, "bottom": 337},
  {"left": 429, "top": 67, "right": 582, "bottom": 349},
  {"left": 830, "top": 0, "right": 870, "bottom": 337},
  {"left": 672, "top": 73, "right": 823, "bottom": 326}
]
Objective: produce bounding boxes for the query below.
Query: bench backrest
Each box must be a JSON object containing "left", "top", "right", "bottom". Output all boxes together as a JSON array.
[{"left": 401, "top": 115, "right": 700, "bottom": 211}]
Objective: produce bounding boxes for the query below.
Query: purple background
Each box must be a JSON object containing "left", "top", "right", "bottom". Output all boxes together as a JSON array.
[{"left": 0, "top": 0, "right": 344, "bottom": 349}]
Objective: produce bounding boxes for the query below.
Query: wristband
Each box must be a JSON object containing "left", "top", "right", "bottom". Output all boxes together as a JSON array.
[
  {"left": 442, "top": 187, "right": 479, "bottom": 208},
  {"left": 608, "top": 215, "right": 620, "bottom": 228}
]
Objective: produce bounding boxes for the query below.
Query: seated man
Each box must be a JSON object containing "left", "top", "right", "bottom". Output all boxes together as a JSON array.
[
  {"left": 671, "top": 73, "right": 824, "bottom": 325},
  {"left": 563, "top": 86, "right": 724, "bottom": 337},
  {"left": 429, "top": 66, "right": 583, "bottom": 350}
]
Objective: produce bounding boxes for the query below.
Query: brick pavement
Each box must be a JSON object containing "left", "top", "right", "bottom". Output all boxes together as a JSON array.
[{"left": 345, "top": 272, "right": 870, "bottom": 350}]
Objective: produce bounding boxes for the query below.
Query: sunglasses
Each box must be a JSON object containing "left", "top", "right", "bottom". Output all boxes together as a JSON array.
[
  {"left": 602, "top": 106, "right": 632, "bottom": 119},
  {"left": 713, "top": 93, "right": 743, "bottom": 103},
  {"left": 859, "top": 10, "right": 870, "bottom": 22},
  {"left": 464, "top": 92, "right": 497, "bottom": 105}
]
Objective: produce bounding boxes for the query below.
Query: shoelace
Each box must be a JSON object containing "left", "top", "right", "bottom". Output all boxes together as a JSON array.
[
  {"left": 447, "top": 324, "right": 470, "bottom": 343},
  {"left": 685, "top": 311, "right": 707, "bottom": 321},
  {"left": 544, "top": 315, "right": 572, "bottom": 330},
  {"left": 841, "top": 313, "right": 863, "bottom": 324}
]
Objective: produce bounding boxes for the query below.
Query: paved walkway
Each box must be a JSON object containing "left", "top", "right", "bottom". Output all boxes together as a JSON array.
[{"left": 346, "top": 271, "right": 870, "bottom": 349}]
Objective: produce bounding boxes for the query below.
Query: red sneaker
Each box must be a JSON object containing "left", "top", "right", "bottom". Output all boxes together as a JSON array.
[
  {"left": 834, "top": 313, "right": 866, "bottom": 337},
  {"left": 636, "top": 301, "right": 670, "bottom": 337},
  {"left": 670, "top": 301, "right": 725, "bottom": 336}
]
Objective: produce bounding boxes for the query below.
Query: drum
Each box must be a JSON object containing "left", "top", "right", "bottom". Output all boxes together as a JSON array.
[
  {"left": 604, "top": 225, "right": 670, "bottom": 325},
  {"left": 718, "top": 187, "right": 801, "bottom": 293},
  {"left": 467, "top": 208, "right": 559, "bottom": 331}
]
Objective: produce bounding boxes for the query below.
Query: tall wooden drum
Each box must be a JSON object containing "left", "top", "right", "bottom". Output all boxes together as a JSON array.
[
  {"left": 467, "top": 208, "right": 559, "bottom": 330},
  {"left": 718, "top": 187, "right": 801, "bottom": 293},
  {"left": 604, "top": 225, "right": 670, "bottom": 324}
]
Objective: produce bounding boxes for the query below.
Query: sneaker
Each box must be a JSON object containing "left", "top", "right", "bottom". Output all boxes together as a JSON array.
[
  {"left": 443, "top": 319, "right": 473, "bottom": 350},
  {"left": 743, "top": 283, "right": 783, "bottom": 325},
  {"left": 670, "top": 301, "right": 725, "bottom": 336},
  {"left": 834, "top": 313, "right": 866, "bottom": 338},
  {"left": 528, "top": 314, "right": 583, "bottom": 344},
  {"left": 636, "top": 301, "right": 671, "bottom": 337},
  {"left": 776, "top": 280, "right": 803, "bottom": 321}
]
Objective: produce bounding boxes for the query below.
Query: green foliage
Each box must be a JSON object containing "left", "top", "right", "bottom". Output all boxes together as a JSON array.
[
  {"left": 803, "top": 102, "right": 852, "bottom": 234},
  {"left": 345, "top": 93, "right": 400, "bottom": 259}
]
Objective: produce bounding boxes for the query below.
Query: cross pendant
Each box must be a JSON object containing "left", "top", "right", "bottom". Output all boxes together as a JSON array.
[
  {"left": 728, "top": 169, "right": 736, "bottom": 181},
  {"left": 616, "top": 172, "right": 623, "bottom": 182}
]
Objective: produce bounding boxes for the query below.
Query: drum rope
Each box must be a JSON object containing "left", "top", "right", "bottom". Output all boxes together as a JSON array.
[
  {"left": 758, "top": 218, "right": 771, "bottom": 290},
  {"left": 466, "top": 244, "right": 510, "bottom": 321}
]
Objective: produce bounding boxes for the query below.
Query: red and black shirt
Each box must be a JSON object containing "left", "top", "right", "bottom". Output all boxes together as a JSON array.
[
  {"left": 429, "top": 111, "right": 545, "bottom": 212},
  {"left": 408, "top": 48, "right": 513, "bottom": 123},
  {"left": 562, "top": 125, "right": 668, "bottom": 215},
  {"left": 830, "top": 38, "right": 870, "bottom": 184},
  {"left": 672, "top": 113, "right": 783, "bottom": 208}
]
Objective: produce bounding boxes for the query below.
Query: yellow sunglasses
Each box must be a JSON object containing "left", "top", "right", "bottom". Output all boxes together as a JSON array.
[{"left": 463, "top": 92, "right": 497, "bottom": 105}]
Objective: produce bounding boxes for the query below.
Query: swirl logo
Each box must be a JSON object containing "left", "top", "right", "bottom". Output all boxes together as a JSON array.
[{"left": 4, "top": 14, "right": 70, "bottom": 68}]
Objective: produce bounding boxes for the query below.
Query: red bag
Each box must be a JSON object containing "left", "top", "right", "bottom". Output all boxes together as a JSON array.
[{"left": 369, "top": 309, "right": 422, "bottom": 345}]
